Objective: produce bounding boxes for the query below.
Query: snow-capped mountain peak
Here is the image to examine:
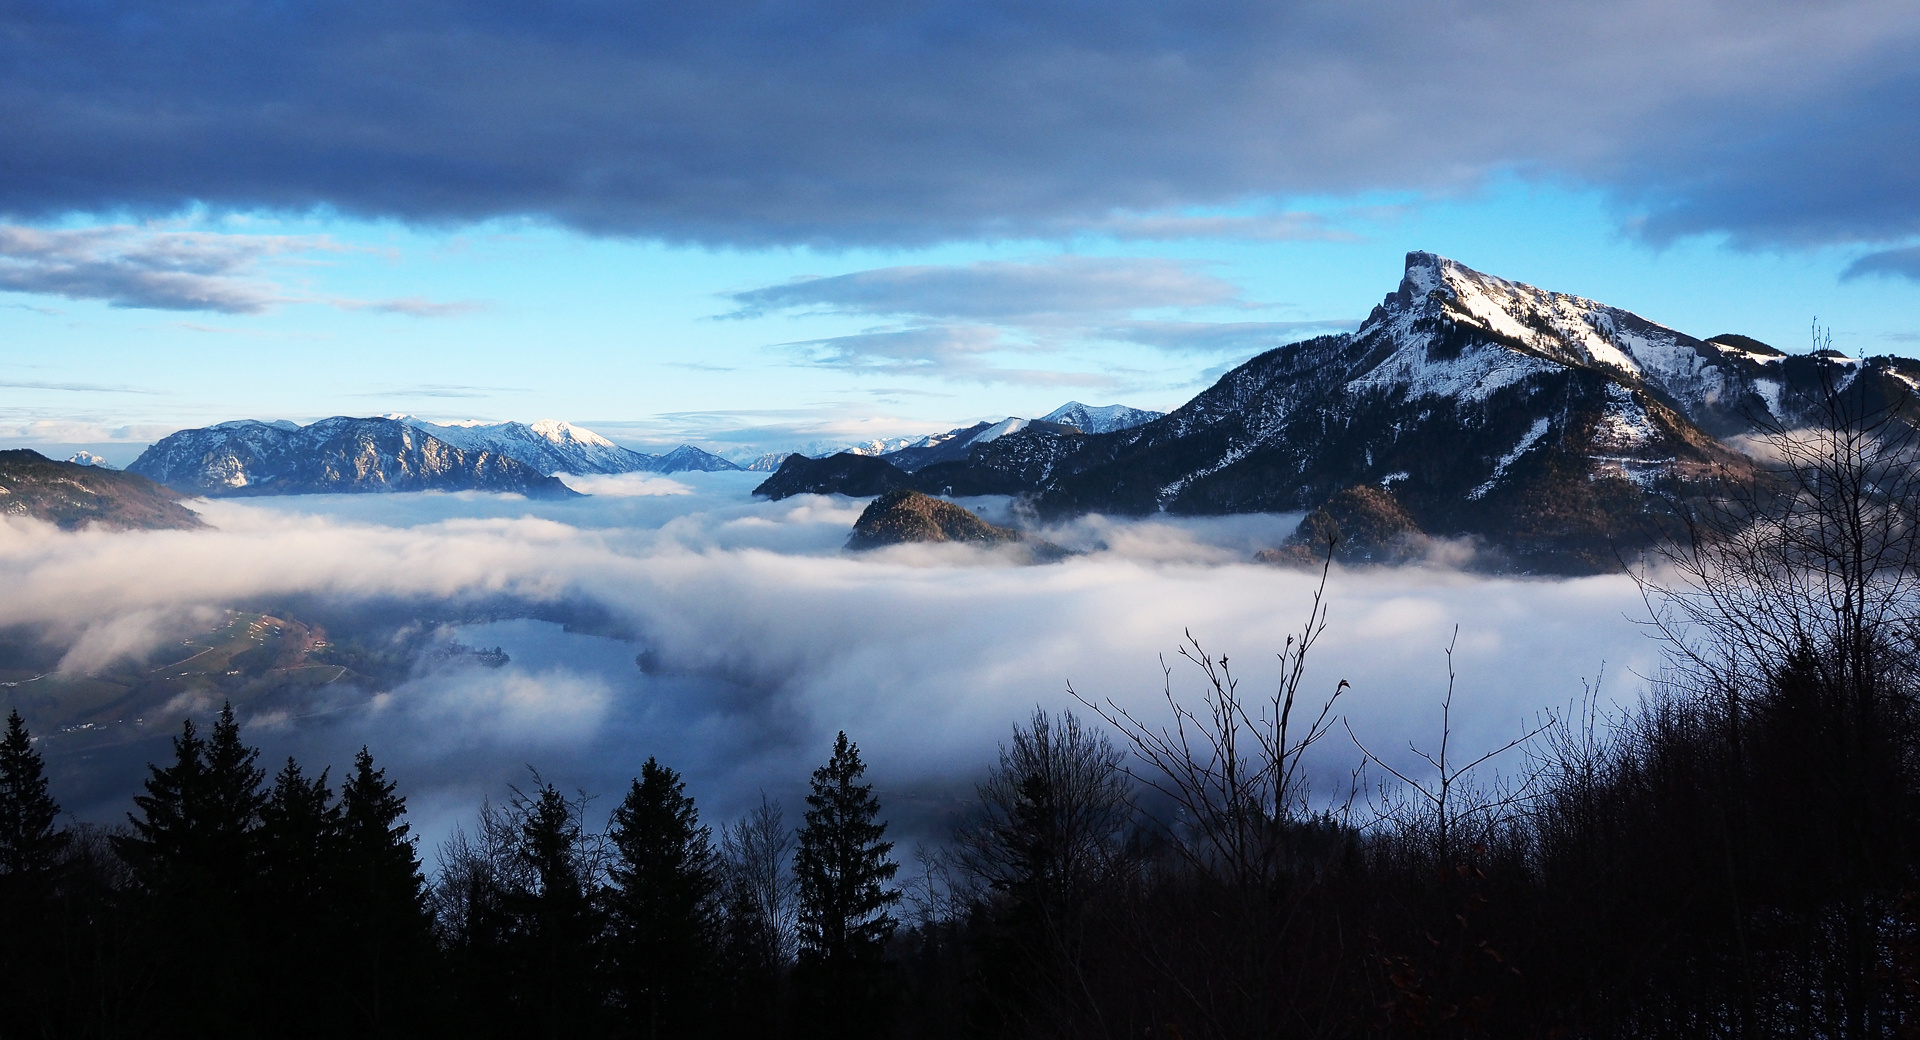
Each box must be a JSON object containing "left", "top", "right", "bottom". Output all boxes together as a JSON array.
[
  {"left": 1040, "top": 401, "right": 1164, "bottom": 433},
  {"left": 972, "top": 417, "right": 1030, "bottom": 444},
  {"left": 1351, "top": 251, "right": 1796, "bottom": 437},
  {"left": 389, "top": 415, "right": 654, "bottom": 474},
  {"left": 525, "top": 418, "right": 623, "bottom": 450}
]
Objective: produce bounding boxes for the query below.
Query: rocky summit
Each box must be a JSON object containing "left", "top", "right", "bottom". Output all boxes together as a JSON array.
[
  {"left": 845, "top": 488, "right": 1067, "bottom": 561},
  {"left": 0, "top": 450, "right": 207, "bottom": 531},
  {"left": 129, "top": 417, "right": 581, "bottom": 498},
  {"left": 1256, "top": 484, "right": 1431, "bottom": 567},
  {"left": 756, "top": 252, "right": 1920, "bottom": 573}
]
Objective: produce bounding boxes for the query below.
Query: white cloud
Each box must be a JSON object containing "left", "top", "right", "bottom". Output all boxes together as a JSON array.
[
  {"left": 0, "top": 223, "right": 476, "bottom": 315},
  {"left": 0, "top": 477, "right": 1659, "bottom": 845}
]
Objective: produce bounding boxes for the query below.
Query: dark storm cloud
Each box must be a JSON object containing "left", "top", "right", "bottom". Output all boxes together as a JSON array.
[{"left": 3, "top": 0, "right": 1916, "bottom": 247}]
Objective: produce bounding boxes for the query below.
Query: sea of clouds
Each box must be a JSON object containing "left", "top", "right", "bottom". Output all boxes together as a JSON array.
[{"left": 0, "top": 472, "right": 1661, "bottom": 850}]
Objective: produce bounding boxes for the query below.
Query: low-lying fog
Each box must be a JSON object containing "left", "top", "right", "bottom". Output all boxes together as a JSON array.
[{"left": 0, "top": 472, "right": 1659, "bottom": 851}]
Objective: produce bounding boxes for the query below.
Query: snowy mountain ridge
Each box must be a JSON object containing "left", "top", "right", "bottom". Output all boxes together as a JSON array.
[
  {"left": 128, "top": 417, "right": 580, "bottom": 498},
  {"left": 1040, "top": 401, "right": 1164, "bottom": 433},
  {"left": 759, "top": 251, "right": 1916, "bottom": 572},
  {"left": 387, "top": 414, "right": 655, "bottom": 474},
  {"left": 384, "top": 415, "right": 741, "bottom": 474}
]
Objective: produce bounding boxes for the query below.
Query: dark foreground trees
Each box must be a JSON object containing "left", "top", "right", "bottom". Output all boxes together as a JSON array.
[
  {"left": 795, "top": 732, "right": 901, "bottom": 1039},
  {"left": 1, "top": 708, "right": 67, "bottom": 1037},
  {"left": 0, "top": 704, "right": 436, "bottom": 1040},
  {"left": 605, "top": 757, "right": 721, "bottom": 1038}
]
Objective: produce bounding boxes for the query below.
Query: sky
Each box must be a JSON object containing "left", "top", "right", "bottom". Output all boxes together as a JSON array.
[{"left": 4, "top": 0, "right": 1920, "bottom": 459}]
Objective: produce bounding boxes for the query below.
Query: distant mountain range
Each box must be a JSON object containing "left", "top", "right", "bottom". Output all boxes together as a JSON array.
[
  {"left": 760, "top": 252, "right": 1914, "bottom": 572},
  {"left": 126, "top": 416, "right": 745, "bottom": 498},
  {"left": 1, "top": 450, "right": 205, "bottom": 530},
  {"left": 731, "top": 404, "right": 1163, "bottom": 475},
  {"left": 129, "top": 418, "right": 583, "bottom": 498},
  {"left": 388, "top": 416, "right": 741, "bottom": 475}
]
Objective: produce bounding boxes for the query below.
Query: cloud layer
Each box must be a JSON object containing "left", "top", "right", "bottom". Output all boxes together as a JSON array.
[
  {"left": 730, "top": 256, "right": 1345, "bottom": 383},
  {"left": 0, "top": 225, "right": 323, "bottom": 312},
  {"left": 2, "top": 0, "right": 1917, "bottom": 248},
  {"left": 0, "top": 223, "right": 478, "bottom": 313},
  {"left": 0, "top": 477, "right": 1659, "bottom": 847},
  {"left": 725, "top": 258, "right": 1247, "bottom": 322}
]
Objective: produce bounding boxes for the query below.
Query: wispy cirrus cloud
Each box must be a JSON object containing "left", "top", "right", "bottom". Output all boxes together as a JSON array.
[
  {"left": 1102, "top": 319, "right": 1361, "bottom": 353},
  {"left": 0, "top": 224, "right": 317, "bottom": 313},
  {"left": 0, "top": 224, "right": 480, "bottom": 315},
  {"left": 334, "top": 296, "right": 487, "bottom": 318},
  {"left": 723, "top": 257, "right": 1249, "bottom": 323},
  {"left": 347, "top": 384, "right": 532, "bottom": 399},
  {"left": 780, "top": 324, "right": 1123, "bottom": 388},
  {"left": 0, "top": 380, "right": 159, "bottom": 394},
  {"left": 731, "top": 256, "right": 1333, "bottom": 385}
]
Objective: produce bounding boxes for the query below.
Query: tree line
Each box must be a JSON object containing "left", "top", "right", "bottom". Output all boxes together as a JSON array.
[
  {"left": 0, "top": 712, "right": 907, "bottom": 1040},
  {"left": 5, "top": 370, "right": 1920, "bottom": 1038}
]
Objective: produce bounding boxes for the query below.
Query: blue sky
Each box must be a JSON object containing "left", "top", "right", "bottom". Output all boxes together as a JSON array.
[{"left": 3, "top": 0, "right": 1919, "bottom": 458}]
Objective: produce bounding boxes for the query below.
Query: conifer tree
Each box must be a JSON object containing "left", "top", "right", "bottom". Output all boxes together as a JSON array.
[
  {"left": 0, "top": 709, "right": 63, "bottom": 880},
  {"left": 794, "top": 732, "right": 900, "bottom": 1038},
  {"left": 606, "top": 757, "right": 720, "bottom": 1038},
  {"left": 514, "top": 778, "right": 605, "bottom": 1039},
  {"left": 0, "top": 710, "right": 66, "bottom": 1038},
  {"left": 259, "top": 757, "right": 341, "bottom": 1039},
  {"left": 203, "top": 701, "right": 268, "bottom": 874},
  {"left": 115, "top": 716, "right": 210, "bottom": 885},
  {"left": 118, "top": 703, "right": 266, "bottom": 886},
  {"left": 261, "top": 757, "right": 338, "bottom": 898},
  {"left": 337, "top": 747, "right": 431, "bottom": 1037},
  {"left": 117, "top": 703, "right": 268, "bottom": 1039}
]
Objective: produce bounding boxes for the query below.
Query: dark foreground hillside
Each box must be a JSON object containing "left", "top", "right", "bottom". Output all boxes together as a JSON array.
[{"left": 4, "top": 384, "right": 1918, "bottom": 1040}]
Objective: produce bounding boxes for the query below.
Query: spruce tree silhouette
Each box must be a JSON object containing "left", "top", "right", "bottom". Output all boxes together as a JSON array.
[
  {"left": 262, "top": 757, "right": 338, "bottom": 901},
  {"left": 794, "top": 732, "right": 900, "bottom": 1039},
  {"left": 260, "top": 757, "right": 340, "bottom": 1038},
  {"left": 0, "top": 709, "right": 62, "bottom": 879},
  {"left": 606, "top": 757, "right": 721, "bottom": 1039},
  {"left": 116, "top": 703, "right": 267, "bottom": 1039},
  {"left": 0, "top": 709, "right": 67, "bottom": 1037},
  {"left": 514, "top": 778, "right": 605, "bottom": 1039},
  {"left": 336, "top": 746, "right": 432, "bottom": 1037},
  {"left": 115, "top": 716, "right": 209, "bottom": 887}
]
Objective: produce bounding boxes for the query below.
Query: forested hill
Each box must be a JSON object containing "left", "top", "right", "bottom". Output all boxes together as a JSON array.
[{"left": 0, "top": 449, "right": 206, "bottom": 530}]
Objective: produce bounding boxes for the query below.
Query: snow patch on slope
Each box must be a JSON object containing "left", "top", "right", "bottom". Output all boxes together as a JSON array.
[
  {"left": 1468, "top": 416, "right": 1551, "bottom": 501},
  {"left": 1589, "top": 384, "right": 1660, "bottom": 452}
]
